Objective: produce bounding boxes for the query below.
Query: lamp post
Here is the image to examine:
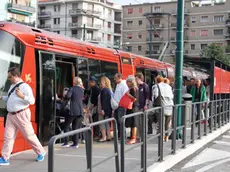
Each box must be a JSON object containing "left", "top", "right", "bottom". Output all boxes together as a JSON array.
[{"left": 174, "top": 0, "right": 184, "bottom": 139}]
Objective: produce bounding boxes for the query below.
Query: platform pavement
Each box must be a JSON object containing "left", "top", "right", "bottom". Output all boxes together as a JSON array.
[
  {"left": 168, "top": 130, "right": 230, "bottom": 172},
  {"left": 0, "top": 125, "right": 214, "bottom": 172}
]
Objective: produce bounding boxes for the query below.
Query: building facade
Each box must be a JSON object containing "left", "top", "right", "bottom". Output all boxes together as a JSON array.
[
  {"left": 122, "top": 0, "right": 230, "bottom": 63},
  {"left": 0, "top": 0, "right": 37, "bottom": 27},
  {"left": 38, "top": 0, "right": 122, "bottom": 49}
]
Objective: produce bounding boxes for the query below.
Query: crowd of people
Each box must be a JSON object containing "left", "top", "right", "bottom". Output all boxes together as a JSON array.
[{"left": 57, "top": 73, "right": 211, "bottom": 147}]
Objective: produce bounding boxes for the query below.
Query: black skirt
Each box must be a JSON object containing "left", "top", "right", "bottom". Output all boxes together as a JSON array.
[{"left": 125, "top": 109, "right": 138, "bottom": 128}]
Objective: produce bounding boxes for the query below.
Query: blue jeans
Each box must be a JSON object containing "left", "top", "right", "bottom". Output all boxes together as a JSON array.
[{"left": 114, "top": 107, "right": 126, "bottom": 138}]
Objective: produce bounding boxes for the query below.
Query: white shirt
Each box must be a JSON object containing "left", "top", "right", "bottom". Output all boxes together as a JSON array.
[
  {"left": 114, "top": 80, "right": 129, "bottom": 103},
  {"left": 153, "top": 82, "right": 174, "bottom": 115},
  {"left": 2, "top": 80, "right": 35, "bottom": 112}
]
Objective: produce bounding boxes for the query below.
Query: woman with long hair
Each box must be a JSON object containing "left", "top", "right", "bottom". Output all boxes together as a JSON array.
[
  {"left": 125, "top": 76, "right": 138, "bottom": 144},
  {"left": 98, "top": 76, "right": 112, "bottom": 142}
]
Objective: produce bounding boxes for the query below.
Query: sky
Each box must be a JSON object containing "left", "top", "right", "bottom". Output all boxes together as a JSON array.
[{"left": 113, "top": 0, "right": 168, "bottom": 5}]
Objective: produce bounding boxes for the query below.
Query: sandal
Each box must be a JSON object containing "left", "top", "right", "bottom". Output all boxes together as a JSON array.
[
  {"left": 127, "top": 138, "right": 137, "bottom": 145},
  {"left": 98, "top": 138, "right": 107, "bottom": 142}
]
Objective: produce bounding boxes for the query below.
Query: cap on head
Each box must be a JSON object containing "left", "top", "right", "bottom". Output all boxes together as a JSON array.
[{"left": 89, "top": 76, "right": 97, "bottom": 82}]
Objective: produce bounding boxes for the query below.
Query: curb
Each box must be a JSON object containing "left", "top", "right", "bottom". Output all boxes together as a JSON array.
[{"left": 147, "top": 123, "right": 230, "bottom": 172}]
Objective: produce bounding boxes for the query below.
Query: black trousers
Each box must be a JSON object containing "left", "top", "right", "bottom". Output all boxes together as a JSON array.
[
  {"left": 148, "top": 111, "right": 158, "bottom": 134},
  {"left": 92, "top": 112, "right": 100, "bottom": 137},
  {"left": 63, "top": 115, "right": 83, "bottom": 145}
]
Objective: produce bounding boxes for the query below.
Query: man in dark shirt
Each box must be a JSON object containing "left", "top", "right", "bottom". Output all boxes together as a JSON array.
[
  {"left": 87, "top": 76, "right": 100, "bottom": 138},
  {"left": 135, "top": 73, "right": 150, "bottom": 111},
  {"left": 135, "top": 73, "right": 150, "bottom": 139}
]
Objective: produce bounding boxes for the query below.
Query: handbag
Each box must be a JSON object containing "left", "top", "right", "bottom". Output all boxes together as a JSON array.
[
  {"left": 60, "top": 100, "right": 70, "bottom": 115},
  {"left": 154, "top": 84, "right": 162, "bottom": 107},
  {"left": 110, "top": 92, "right": 118, "bottom": 110},
  {"left": 119, "top": 93, "right": 133, "bottom": 109}
]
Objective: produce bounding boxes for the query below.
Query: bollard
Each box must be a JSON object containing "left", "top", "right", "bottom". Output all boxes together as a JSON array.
[{"left": 182, "top": 94, "right": 192, "bottom": 126}]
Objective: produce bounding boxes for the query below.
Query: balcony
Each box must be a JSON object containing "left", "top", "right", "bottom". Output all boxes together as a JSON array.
[
  {"left": 7, "top": 3, "right": 35, "bottom": 16},
  {"left": 7, "top": 19, "right": 35, "bottom": 27},
  {"left": 69, "top": 22, "right": 81, "bottom": 29},
  {"left": 184, "top": 36, "right": 189, "bottom": 42},
  {"left": 145, "top": 50, "right": 161, "bottom": 56},
  {"left": 37, "top": 24, "right": 51, "bottom": 30},
  {"left": 114, "top": 29, "right": 121, "bottom": 34},
  {"left": 226, "top": 19, "right": 230, "bottom": 27},
  {"left": 72, "top": 34, "right": 81, "bottom": 40},
  {"left": 115, "top": 17, "right": 122, "bottom": 22},
  {"left": 87, "top": 37, "right": 102, "bottom": 43},
  {"left": 147, "top": 24, "right": 164, "bottom": 30},
  {"left": 146, "top": 37, "right": 162, "bottom": 43},
  {"left": 86, "top": 9, "right": 101, "bottom": 16},
  {"left": 87, "top": 24, "right": 102, "bottom": 30},
  {"left": 38, "top": 11, "right": 51, "bottom": 19},
  {"left": 172, "top": 8, "right": 189, "bottom": 16},
  {"left": 69, "top": 9, "right": 86, "bottom": 16},
  {"left": 170, "top": 37, "right": 176, "bottom": 42},
  {"left": 69, "top": 8, "right": 101, "bottom": 16},
  {"left": 171, "top": 23, "right": 189, "bottom": 29}
]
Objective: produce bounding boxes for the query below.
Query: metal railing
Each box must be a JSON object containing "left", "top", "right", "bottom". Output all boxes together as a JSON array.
[
  {"left": 48, "top": 98, "right": 230, "bottom": 172},
  {"left": 120, "top": 112, "right": 146, "bottom": 172},
  {"left": 48, "top": 118, "right": 119, "bottom": 172}
]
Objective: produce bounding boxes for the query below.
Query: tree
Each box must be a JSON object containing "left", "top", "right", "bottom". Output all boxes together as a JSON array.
[{"left": 200, "top": 43, "right": 230, "bottom": 66}]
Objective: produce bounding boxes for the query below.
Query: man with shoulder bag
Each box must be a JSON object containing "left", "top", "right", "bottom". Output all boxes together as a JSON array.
[{"left": 0, "top": 67, "right": 45, "bottom": 165}]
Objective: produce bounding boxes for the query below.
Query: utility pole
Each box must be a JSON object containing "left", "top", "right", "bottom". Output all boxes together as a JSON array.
[
  {"left": 174, "top": 0, "right": 184, "bottom": 138},
  {"left": 64, "top": 0, "right": 67, "bottom": 35},
  {"left": 83, "top": 24, "right": 86, "bottom": 41}
]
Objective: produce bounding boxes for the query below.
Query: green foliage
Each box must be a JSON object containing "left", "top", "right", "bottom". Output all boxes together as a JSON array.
[{"left": 200, "top": 43, "right": 230, "bottom": 66}]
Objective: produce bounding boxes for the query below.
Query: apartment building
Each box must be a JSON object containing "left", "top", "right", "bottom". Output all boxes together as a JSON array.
[
  {"left": 38, "top": 0, "right": 122, "bottom": 49},
  {"left": 122, "top": 0, "right": 230, "bottom": 63},
  {"left": 0, "top": 0, "right": 37, "bottom": 27}
]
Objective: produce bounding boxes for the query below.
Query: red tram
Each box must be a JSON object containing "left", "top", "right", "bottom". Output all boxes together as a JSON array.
[{"left": 0, "top": 22, "right": 228, "bottom": 153}]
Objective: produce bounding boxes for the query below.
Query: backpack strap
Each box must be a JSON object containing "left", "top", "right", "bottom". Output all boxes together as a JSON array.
[{"left": 8, "top": 82, "right": 24, "bottom": 98}]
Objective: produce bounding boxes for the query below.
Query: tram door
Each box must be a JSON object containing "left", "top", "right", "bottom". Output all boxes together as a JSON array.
[{"left": 37, "top": 51, "right": 56, "bottom": 145}]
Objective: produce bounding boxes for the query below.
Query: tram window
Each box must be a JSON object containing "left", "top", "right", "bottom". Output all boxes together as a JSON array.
[
  {"left": 88, "top": 59, "right": 101, "bottom": 81},
  {"left": 101, "top": 61, "right": 118, "bottom": 90},
  {"left": 0, "top": 30, "right": 25, "bottom": 117},
  {"left": 145, "top": 70, "right": 152, "bottom": 86},
  {"left": 161, "top": 70, "right": 167, "bottom": 78},
  {"left": 136, "top": 67, "right": 145, "bottom": 75},
  {"left": 77, "top": 58, "right": 88, "bottom": 89},
  {"left": 56, "top": 62, "right": 73, "bottom": 96}
]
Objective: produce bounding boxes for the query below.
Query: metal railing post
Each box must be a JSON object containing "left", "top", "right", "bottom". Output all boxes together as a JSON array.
[
  {"left": 198, "top": 103, "right": 201, "bottom": 139},
  {"left": 120, "top": 116, "right": 126, "bottom": 172},
  {"left": 214, "top": 101, "right": 217, "bottom": 130},
  {"left": 182, "top": 105, "right": 187, "bottom": 148},
  {"left": 158, "top": 108, "right": 164, "bottom": 161},
  {"left": 141, "top": 112, "right": 146, "bottom": 172},
  {"left": 48, "top": 137, "right": 56, "bottom": 172},
  {"left": 225, "top": 100, "right": 227, "bottom": 124},
  {"left": 144, "top": 111, "right": 148, "bottom": 172},
  {"left": 218, "top": 100, "right": 221, "bottom": 128},
  {"left": 228, "top": 99, "right": 230, "bottom": 123},
  {"left": 204, "top": 101, "right": 208, "bottom": 136},
  {"left": 112, "top": 119, "right": 120, "bottom": 172},
  {"left": 191, "top": 104, "right": 195, "bottom": 144},
  {"left": 171, "top": 106, "right": 177, "bottom": 154},
  {"left": 85, "top": 129, "right": 93, "bottom": 172},
  {"left": 209, "top": 101, "right": 213, "bottom": 133}
]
